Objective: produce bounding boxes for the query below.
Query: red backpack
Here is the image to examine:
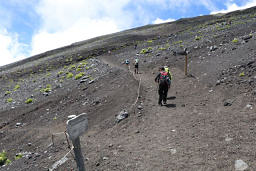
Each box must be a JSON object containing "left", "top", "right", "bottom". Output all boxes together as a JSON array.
[{"left": 159, "top": 71, "right": 169, "bottom": 85}]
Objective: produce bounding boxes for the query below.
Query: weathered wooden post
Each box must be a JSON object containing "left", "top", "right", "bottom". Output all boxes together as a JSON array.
[
  {"left": 66, "top": 113, "right": 88, "bottom": 171},
  {"left": 185, "top": 54, "right": 188, "bottom": 76}
]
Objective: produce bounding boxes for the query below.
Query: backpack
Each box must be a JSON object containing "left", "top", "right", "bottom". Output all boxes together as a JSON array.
[
  {"left": 135, "top": 59, "right": 139, "bottom": 64},
  {"left": 159, "top": 71, "right": 169, "bottom": 85}
]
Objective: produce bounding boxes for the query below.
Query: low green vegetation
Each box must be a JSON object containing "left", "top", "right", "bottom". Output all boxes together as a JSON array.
[
  {"left": 195, "top": 36, "right": 202, "bottom": 40},
  {"left": 0, "top": 151, "right": 11, "bottom": 166},
  {"left": 75, "top": 72, "right": 85, "bottom": 80},
  {"left": 5, "top": 91, "right": 11, "bottom": 95},
  {"left": 158, "top": 47, "right": 166, "bottom": 50},
  {"left": 13, "top": 84, "right": 20, "bottom": 91},
  {"left": 40, "top": 84, "right": 52, "bottom": 93},
  {"left": 66, "top": 72, "right": 74, "bottom": 79},
  {"left": 232, "top": 38, "right": 239, "bottom": 43},
  {"left": 140, "top": 47, "right": 153, "bottom": 54},
  {"left": 15, "top": 153, "right": 23, "bottom": 160},
  {"left": 7, "top": 98, "right": 13, "bottom": 103},
  {"left": 173, "top": 40, "right": 183, "bottom": 45},
  {"left": 239, "top": 72, "right": 245, "bottom": 77},
  {"left": 25, "top": 98, "right": 33, "bottom": 104},
  {"left": 57, "top": 71, "right": 64, "bottom": 75},
  {"left": 147, "top": 40, "right": 153, "bottom": 43}
]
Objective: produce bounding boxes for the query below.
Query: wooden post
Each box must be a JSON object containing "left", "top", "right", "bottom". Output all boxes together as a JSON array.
[
  {"left": 67, "top": 114, "right": 88, "bottom": 171},
  {"left": 72, "top": 137, "right": 85, "bottom": 171},
  {"left": 185, "top": 55, "right": 188, "bottom": 75}
]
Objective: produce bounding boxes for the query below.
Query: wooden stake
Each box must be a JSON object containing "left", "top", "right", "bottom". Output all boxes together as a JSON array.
[{"left": 185, "top": 55, "right": 188, "bottom": 75}]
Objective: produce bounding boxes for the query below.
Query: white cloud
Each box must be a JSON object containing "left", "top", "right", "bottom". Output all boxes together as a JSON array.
[
  {"left": 153, "top": 18, "right": 175, "bottom": 24},
  {"left": 211, "top": 0, "right": 256, "bottom": 14},
  {"left": 31, "top": 0, "right": 133, "bottom": 55},
  {"left": 0, "top": 29, "right": 29, "bottom": 66}
]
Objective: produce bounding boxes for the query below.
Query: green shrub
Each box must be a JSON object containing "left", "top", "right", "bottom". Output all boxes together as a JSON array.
[
  {"left": 76, "top": 68, "right": 82, "bottom": 72},
  {"left": 69, "top": 65, "right": 76, "bottom": 70},
  {"left": 57, "top": 71, "right": 64, "bottom": 75},
  {"left": 7, "top": 98, "right": 13, "bottom": 103},
  {"left": 75, "top": 72, "right": 85, "bottom": 80},
  {"left": 85, "top": 66, "right": 90, "bottom": 70},
  {"left": 66, "top": 72, "right": 73, "bottom": 79},
  {"left": 15, "top": 153, "right": 23, "bottom": 160},
  {"left": 158, "top": 47, "right": 166, "bottom": 50},
  {"left": 173, "top": 40, "right": 183, "bottom": 45},
  {"left": 40, "top": 84, "right": 52, "bottom": 93},
  {"left": 25, "top": 98, "right": 33, "bottom": 104},
  {"left": 195, "top": 36, "right": 202, "bottom": 40},
  {"left": 0, "top": 151, "right": 7, "bottom": 165},
  {"left": 46, "top": 72, "right": 51, "bottom": 77},
  {"left": 239, "top": 72, "right": 245, "bottom": 77},
  {"left": 232, "top": 38, "right": 238, "bottom": 43},
  {"left": 14, "top": 84, "right": 20, "bottom": 91},
  {"left": 140, "top": 47, "right": 153, "bottom": 54},
  {"left": 147, "top": 40, "right": 153, "bottom": 43},
  {"left": 5, "top": 91, "right": 11, "bottom": 95}
]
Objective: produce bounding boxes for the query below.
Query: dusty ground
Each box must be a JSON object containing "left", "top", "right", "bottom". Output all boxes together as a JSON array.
[{"left": 1, "top": 6, "right": 256, "bottom": 171}]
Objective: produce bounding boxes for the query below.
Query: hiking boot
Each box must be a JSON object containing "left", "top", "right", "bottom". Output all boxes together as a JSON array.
[
  {"left": 163, "top": 101, "right": 167, "bottom": 105},
  {"left": 158, "top": 102, "right": 162, "bottom": 106}
]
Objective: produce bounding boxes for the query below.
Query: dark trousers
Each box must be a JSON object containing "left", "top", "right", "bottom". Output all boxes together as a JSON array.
[{"left": 158, "top": 83, "right": 168, "bottom": 104}]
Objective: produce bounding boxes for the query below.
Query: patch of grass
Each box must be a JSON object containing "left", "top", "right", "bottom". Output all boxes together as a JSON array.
[
  {"left": 57, "top": 71, "right": 64, "bottom": 76},
  {"left": 76, "top": 68, "right": 82, "bottom": 72},
  {"left": 7, "top": 98, "right": 13, "bottom": 103},
  {"left": 46, "top": 72, "right": 51, "bottom": 77},
  {"left": 64, "top": 66, "right": 68, "bottom": 69},
  {"left": 232, "top": 38, "right": 239, "bottom": 43},
  {"left": 68, "top": 64, "right": 76, "bottom": 71},
  {"left": 158, "top": 47, "right": 166, "bottom": 50},
  {"left": 0, "top": 151, "right": 8, "bottom": 166},
  {"left": 66, "top": 72, "right": 74, "bottom": 79},
  {"left": 239, "top": 72, "right": 245, "bottom": 77},
  {"left": 173, "top": 40, "right": 183, "bottom": 45},
  {"left": 25, "top": 98, "right": 33, "bottom": 104},
  {"left": 15, "top": 153, "right": 23, "bottom": 160},
  {"left": 75, "top": 72, "right": 85, "bottom": 80},
  {"left": 13, "top": 84, "right": 20, "bottom": 91},
  {"left": 195, "top": 36, "right": 202, "bottom": 40},
  {"left": 147, "top": 40, "right": 153, "bottom": 43},
  {"left": 40, "top": 84, "right": 52, "bottom": 93},
  {"left": 85, "top": 66, "right": 90, "bottom": 70},
  {"left": 140, "top": 47, "right": 153, "bottom": 54},
  {"left": 5, "top": 91, "right": 11, "bottom": 95}
]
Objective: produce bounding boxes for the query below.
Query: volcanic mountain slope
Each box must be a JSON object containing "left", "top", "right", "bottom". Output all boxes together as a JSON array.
[{"left": 1, "top": 6, "right": 256, "bottom": 171}]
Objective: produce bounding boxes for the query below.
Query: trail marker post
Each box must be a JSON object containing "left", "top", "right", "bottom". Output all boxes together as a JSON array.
[
  {"left": 185, "top": 54, "right": 188, "bottom": 75},
  {"left": 66, "top": 113, "right": 88, "bottom": 171}
]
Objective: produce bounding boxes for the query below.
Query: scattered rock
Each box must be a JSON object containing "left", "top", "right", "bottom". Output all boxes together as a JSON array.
[
  {"left": 181, "top": 104, "right": 185, "bottom": 107},
  {"left": 168, "top": 148, "right": 177, "bottom": 154},
  {"left": 16, "top": 122, "right": 22, "bottom": 127},
  {"left": 28, "top": 143, "right": 32, "bottom": 146},
  {"left": 210, "top": 45, "right": 218, "bottom": 51},
  {"left": 135, "top": 130, "right": 140, "bottom": 134},
  {"left": 137, "top": 105, "right": 143, "bottom": 110},
  {"left": 242, "top": 35, "right": 252, "bottom": 41},
  {"left": 235, "top": 159, "right": 249, "bottom": 171},
  {"left": 225, "top": 137, "right": 233, "bottom": 142},
  {"left": 116, "top": 110, "right": 128, "bottom": 123},
  {"left": 232, "top": 47, "right": 237, "bottom": 50},
  {"left": 246, "top": 104, "right": 253, "bottom": 109},
  {"left": 224, "top": 99, "right": 233, "bottom": 106},
  {"left": 89, "top": 80, "right": 94, "bottom": 84},
  {"left": 103, "top": 157, "right": 109, "bottom": 160}
]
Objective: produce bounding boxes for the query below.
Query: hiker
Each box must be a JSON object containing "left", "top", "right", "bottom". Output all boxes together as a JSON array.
[
  {"left": 155, "top": 67, "right": 171, "bottom": 106},
  {"left": 134, "top": 58, "right": 139, "bottom": 74},
  {"left": 125, "top": 59, "right": 130, "bottom": 70}
]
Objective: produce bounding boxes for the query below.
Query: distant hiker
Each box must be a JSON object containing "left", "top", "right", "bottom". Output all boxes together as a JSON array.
[
  {"left": 155, "top": 67, "right": 171, "bottom": 106},
  {"left": 134, "top": 43, "right": 137, "bottom": 49},
  {"left": 134, "top": 58, "right": 139, "bottom": 74},
  {"left": 125, "top": 59, "right": 130, "bottom": 70}
]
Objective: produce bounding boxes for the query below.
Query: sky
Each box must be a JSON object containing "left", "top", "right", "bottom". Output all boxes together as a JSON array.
[{"left": 0, "top": 0, "right": 256, "bottom": 67}]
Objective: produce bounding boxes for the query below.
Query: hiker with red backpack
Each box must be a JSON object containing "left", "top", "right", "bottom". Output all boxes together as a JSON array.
[{"left": 155, "top": 67, "right": 171, "bottom": 106}]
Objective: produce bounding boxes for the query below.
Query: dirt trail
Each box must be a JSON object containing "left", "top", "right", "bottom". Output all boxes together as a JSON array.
[{"left": 94, "top": 57, "right": 256, "bottom": 170}]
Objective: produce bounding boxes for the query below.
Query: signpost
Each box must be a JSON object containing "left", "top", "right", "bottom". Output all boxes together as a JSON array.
[{"left": 66, "top": 113, "right": 88, "bottom": 171}]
